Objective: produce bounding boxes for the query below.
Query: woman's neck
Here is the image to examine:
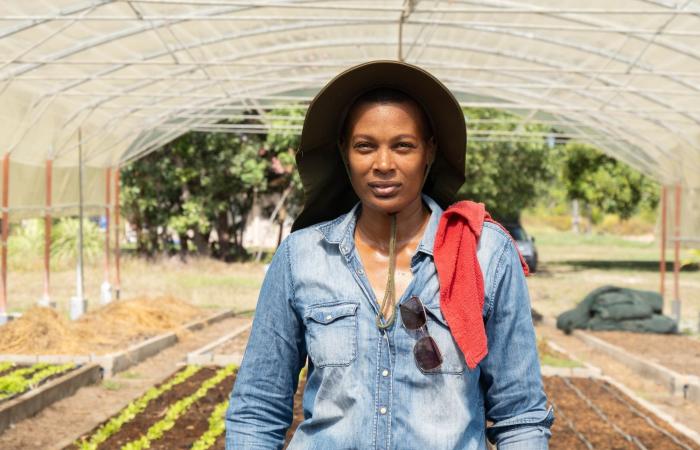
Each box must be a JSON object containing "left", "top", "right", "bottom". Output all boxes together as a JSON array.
[{"left": 356, "top": 196, "right": 430, "bottom": 252}]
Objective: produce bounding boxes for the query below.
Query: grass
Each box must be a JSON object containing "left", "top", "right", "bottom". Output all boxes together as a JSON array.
[
  {"left": 540, "top": 354, "right": 583, "bottom": 368},
  {"left": 524, "top": 225, "right": 700, "bottom": 334},
  {"left": 117, "top": 371, "right": 141, "bottom": 380},
  {"left": 3, "top": 222, "right": 699, "bottom": 334},
  {"left": 4, "top": 255, "right": 265, "bottom": 317},
  {"left": 538, "top": 338, "right": 583, "bottom": 368},
  {"left": 102, "top": 380, "right": 122, "bottom": 391}
]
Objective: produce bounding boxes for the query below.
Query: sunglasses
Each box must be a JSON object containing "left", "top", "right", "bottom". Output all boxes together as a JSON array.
[{"left": 399, "top": 296, "right": 443, "bottom": 372}]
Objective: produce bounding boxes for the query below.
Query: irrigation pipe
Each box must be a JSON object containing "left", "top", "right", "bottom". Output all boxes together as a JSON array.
[
  {"left": 599, "top": 381, "right": 694, "bottom": 450},
  {"left": 560, "top": 377, "right": 647, "bottom": 450},
  {"left": 548, "top": 397, "right": 595, "bottom": 450}
]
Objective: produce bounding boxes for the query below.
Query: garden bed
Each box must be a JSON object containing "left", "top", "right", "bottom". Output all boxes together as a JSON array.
[
  {"left": 0, "top": 296, "right": 205, "bottom": 356},
  {"left": 593, "top": 331, "right": 700, "bottom": 376},
  {"left": 0, "top": 362, "right": 77, "bottom": 404},
  {"left": 545, "top": 376, "right": 700, "bottom": 449},
  {"left": 70, "top": 366, "right": 700, "bottom": 450},
  {"left": 0, "top": 297, "right": 240, "bottom": 377},
  {"left": 0, "top": 362, "right": 100, "bottom": 433}
]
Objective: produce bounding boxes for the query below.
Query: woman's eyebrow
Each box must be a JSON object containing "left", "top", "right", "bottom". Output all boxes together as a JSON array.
[
  {"left": 392, "top": 134, "right": 418, "bottom": 140},
  {"left": 351, "top": 134, "right": 376, "bottom": 141}
]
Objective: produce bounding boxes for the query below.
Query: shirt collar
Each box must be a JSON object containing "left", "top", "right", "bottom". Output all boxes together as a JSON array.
[{"left": 315, "top": 193, "right": 444, "bottom": 259}]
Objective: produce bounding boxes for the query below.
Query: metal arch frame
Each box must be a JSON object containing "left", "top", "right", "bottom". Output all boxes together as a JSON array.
[
  {"left": 6, "top": 0, "right": 700, "bottom": 89},
  {"left": 11, "top": 6, "right": 699, "bottom": 139},
  {"left": 0, "top": 0, "right": 375, "bottom": 81},
  {"left": 47, "top": 34, "right": 697, "bottom": 169},
  {"left": 1, "top": 2, "right": 696, "bottom": 173},
  {"left": 80, "top": 59, "right": 672, "bottom": 182},
  {"left": 48, "top": 57, "right": 685, "bottom": 182},
  {"left": 0, "top": 0, "right": 113, "bottom": 40},
  {"left": 32, "top": 22, "right": 700, "bottom": 138}
]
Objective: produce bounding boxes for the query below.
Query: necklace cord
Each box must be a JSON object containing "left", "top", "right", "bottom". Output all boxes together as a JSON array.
[{"left": 376, "top": 214, "right": 397, "bottom": 330}]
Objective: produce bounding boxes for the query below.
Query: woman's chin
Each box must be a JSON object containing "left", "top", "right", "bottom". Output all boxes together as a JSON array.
[{"left": 361, "top": 194, "right": 419, "bottom": 216}]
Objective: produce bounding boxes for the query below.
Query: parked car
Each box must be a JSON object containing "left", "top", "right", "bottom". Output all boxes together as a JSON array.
[{"left": 502, "top": 222, "right": 538, "bottom": 273}]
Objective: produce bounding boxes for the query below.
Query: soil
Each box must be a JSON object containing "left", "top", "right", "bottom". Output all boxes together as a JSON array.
[
  {"left": 74, "top": 367, "right": 218, "bottom": 449},
  {"left": 69, "top": 365, "right": 700, "bottom": 450},
  {"left": 215, "top": 328, "right": 251, "bottom": 355},
  {"left": 593, "top": 331, "right": 700, "bottom": 376},
  {"left": 537, "top": 323, "right": 700, "bottom": 434},
  {"left": 545, "top": 376, "right": 700, "bottom": 450},
  {"left": 148, "top": 370, "right": 235, "bottom": 450},
  {"left": 571, "top": 377, "right": 700, "bottom": 450},
  {"left": 0, "top": 316, "right": 251, "bottom": 450}
]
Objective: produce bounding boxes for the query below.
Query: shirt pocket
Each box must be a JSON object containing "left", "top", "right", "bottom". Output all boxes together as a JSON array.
[
  {"left": 422, "top": 305, "right": 467, "bottom": 375},
  {"left": 303, "top": 301, "right": 359, "bottom": 368}
]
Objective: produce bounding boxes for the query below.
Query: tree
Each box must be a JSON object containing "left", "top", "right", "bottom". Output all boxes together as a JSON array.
[
  {"left": 560, "top": 141, "right": 659, "bottom": 223},
  {"left": 121, "top": 128, "right": 268, "bottom": 259},
  {"left": 457, "top": 108, "right": 556, "bottom": 221}
]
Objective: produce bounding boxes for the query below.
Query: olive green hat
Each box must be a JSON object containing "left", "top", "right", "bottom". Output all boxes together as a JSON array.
[{"left": 292, "top": 60, "right": 466, "bottom": 232}]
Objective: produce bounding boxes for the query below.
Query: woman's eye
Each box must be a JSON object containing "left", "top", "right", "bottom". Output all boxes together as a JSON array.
[
  {"left": 396, "top": 142, "right": 416, "bottom": 150},
  {"left": 354, "top": 142, "right": 373, "bottom": 150}
]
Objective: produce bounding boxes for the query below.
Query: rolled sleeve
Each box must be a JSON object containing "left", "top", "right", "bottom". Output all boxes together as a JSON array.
[
  {"left": 480, "top": 236, "right": 554, "bottom": 449},
  {"left": 225, "top": 238, "right": 306, "bottom": 450}
]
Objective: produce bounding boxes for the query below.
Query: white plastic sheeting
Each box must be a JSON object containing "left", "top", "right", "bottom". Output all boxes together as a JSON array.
[{"left": 0, "top": 0, "right": 699, "bottom": 236}]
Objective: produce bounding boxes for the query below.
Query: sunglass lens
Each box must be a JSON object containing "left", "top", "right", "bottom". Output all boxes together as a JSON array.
[
  {"left": 400, "top": 296, "right": 426, "bottom": 330},
  {"left": 414, "top": 336, "right": 443, "bottom": 371}
]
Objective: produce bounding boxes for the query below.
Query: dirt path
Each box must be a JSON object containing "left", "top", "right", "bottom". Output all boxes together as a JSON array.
[
  {"left": 0, "top": 316, "right": 251, "bottom": 450},
  {"left": 537, "top": 322, "right": 700, "bottom": 435}
]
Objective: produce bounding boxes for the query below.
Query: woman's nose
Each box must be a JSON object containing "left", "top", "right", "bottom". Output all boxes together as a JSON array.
[{"left": 374, "top": 146, "right": 394, "bottom": 173}]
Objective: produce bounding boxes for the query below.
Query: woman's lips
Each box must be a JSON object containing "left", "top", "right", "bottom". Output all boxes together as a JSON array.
[{"left": 368, "top": 182, "right": 401, "bottom": 197}]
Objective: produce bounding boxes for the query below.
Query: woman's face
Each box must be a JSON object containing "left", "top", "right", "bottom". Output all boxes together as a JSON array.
[{"left": 343, "top": 101, "right": 435, "bottom": 216}]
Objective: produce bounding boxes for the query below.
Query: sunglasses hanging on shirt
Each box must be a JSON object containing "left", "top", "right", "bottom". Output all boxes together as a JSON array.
[{"left": 399, "top": 295, "right": 443, "bottom": 371}]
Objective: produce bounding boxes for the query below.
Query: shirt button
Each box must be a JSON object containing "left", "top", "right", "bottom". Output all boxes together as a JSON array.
[
  {"left": 357, "top": 268, "right": 364, "bottom": 275},
  {"left": 379, "top": 407, "right": 387, "bottom": 415},
  {"left": 326, "top": 315, "right": 333, "bottom": 320},
  {"left": 382, "top": 369, "right": 389, "bottom": 377}
]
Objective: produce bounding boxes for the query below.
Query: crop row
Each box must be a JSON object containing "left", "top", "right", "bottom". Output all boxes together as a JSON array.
[
  {"left": 74, "top": 365, "right": 237, "bottom": 450},
  {"left": 0, "top": 362, "right": 75, "bottom": 401}
]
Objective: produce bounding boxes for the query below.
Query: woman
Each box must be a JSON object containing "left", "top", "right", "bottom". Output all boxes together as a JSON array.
[{"left": 226, "top": 61, "right": 553, "bottom": 450}]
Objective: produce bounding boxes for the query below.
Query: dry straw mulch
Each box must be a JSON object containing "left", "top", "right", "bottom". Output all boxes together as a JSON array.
[{"left": 0, "top": 296, "right": 204, "bottom": 355}]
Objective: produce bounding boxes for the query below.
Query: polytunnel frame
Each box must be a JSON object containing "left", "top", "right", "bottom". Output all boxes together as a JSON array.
[{"left": 0, "top": 0, "right": 698, "bottom": 323}]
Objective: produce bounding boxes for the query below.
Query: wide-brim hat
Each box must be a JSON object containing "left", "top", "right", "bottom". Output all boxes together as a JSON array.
[{"left": 292, "top": 60, "right": 466, "bottom": 232}]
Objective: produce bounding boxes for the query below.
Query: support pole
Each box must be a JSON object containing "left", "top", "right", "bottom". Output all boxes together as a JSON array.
[
  {"left": 39, "top": 159, "right": 55, "bottom": 308},
  {"left": 672, "top": 183, "right": 682, "bottom": 324},
  {"left": 70, "top": 130, "right": 87, "bottom": 320},
  {"left": 659, "top": 186, "right": 667, "bottom": 301},
  {"left": 114, "top": 168, "right": 121, "bottom": 300},
  {"left": 0, "top": 153, "right": 9, "bottom": 318},
  {"left": 100, "top": 168, "right": 112, "bottom": 304}
]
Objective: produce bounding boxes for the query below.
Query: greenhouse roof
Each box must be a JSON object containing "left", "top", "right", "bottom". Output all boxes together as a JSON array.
[{"left": 1, "top": 0, "right": 699, "bottom": 231}]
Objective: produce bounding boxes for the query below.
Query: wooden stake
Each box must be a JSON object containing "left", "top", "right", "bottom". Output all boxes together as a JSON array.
[
  {"left": 672, "top": 183, "right": 681, "bottom": 322},
  {"left": 104, "top": 167, "right": 111, "bottom": 284},
  {"left": 114, "top": 168, "right": 121, "bottom": 299},
  {"left": 43, "top": 159, "right": 53, "bottom": 301},
  {"left": 0, "top": 153, "right": 8, "bottom": 314},
  {"left": 659, "top": 185, "right": 667, "bottom": 300}
]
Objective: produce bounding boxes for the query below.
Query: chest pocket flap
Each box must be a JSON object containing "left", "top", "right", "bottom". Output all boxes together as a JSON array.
[
  {"left": 304, "top": 302, "right": 359, "bottom": 367},
  {"left": 305, "top": 302, "right": 359, "bottom": 325}
]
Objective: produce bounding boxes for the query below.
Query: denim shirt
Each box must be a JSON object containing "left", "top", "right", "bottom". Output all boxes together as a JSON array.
[{"left": 226, "top": 195, "right": 553, "bottom": 450}]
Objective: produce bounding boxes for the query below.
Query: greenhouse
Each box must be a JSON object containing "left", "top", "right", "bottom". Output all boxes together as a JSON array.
[{"left": 2, "top": 0, "right": 699, "bottom": 311}]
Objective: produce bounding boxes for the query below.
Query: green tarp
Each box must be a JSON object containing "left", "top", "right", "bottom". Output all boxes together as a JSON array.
[{"left": 556, "top": 286, "right": 677, "bottom": 334}]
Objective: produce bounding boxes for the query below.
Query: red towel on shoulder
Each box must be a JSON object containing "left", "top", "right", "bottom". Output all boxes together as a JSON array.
[{"left": 433, "top": 201, "right": 529, "bottom": 370}]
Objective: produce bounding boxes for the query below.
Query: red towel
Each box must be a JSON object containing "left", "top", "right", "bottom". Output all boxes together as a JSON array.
[{"left": 433, "top": 201, "right": 529, "bottom": 370}]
